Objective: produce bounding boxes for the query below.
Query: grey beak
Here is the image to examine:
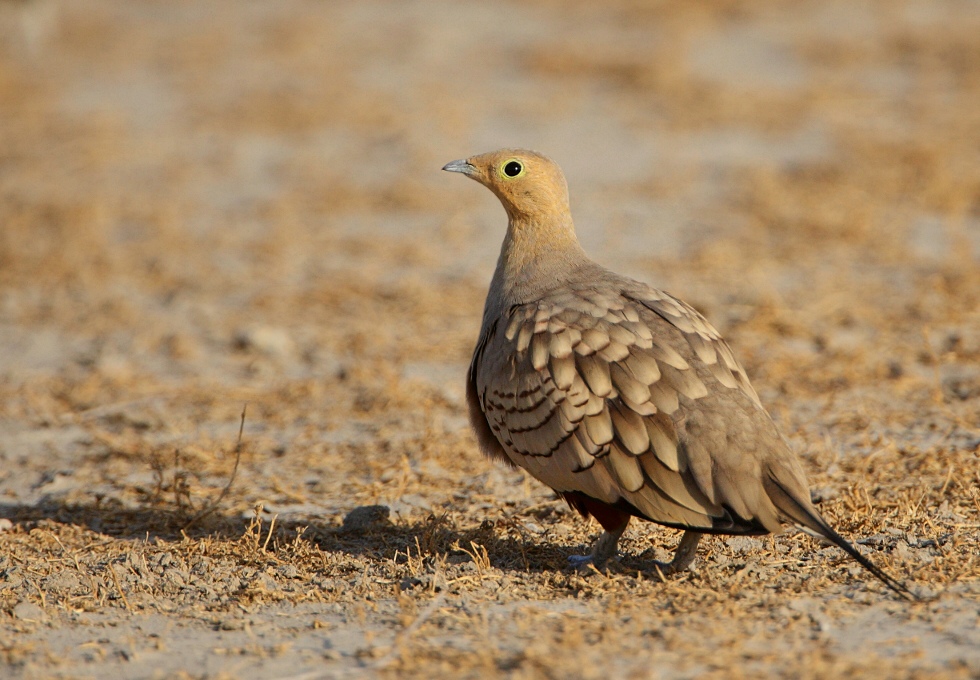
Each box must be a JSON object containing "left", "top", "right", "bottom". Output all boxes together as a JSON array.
[{"left": 442, "top": 159, "right": 477, "bottom": 176}]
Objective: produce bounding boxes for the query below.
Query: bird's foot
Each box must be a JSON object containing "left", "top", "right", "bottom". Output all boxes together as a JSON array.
[
  {"left": 567, "top": 553, "right": 613, "bottom": 573},
  {"left": 568, "top": 525, "right": 628, "bottom": 574},
  {"left": 639, "top": 531, "right": 702, "bottom": 580},
  {"left": 639, "top": 559, "right": 690, "bottom": 581}
]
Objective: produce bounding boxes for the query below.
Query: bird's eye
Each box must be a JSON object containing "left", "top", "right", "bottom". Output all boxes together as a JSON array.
[{"left": 502, "top": 160, "right": 524, "bottom": 178}]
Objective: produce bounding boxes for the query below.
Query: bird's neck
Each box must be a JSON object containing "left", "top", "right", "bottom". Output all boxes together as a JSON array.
[{"left": 485, "top": 212, "right": 588, "bottom": 317}]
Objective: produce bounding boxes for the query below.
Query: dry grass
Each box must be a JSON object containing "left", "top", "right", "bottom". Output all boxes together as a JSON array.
[{"left": 1, "top": 0, "right": 979, "bottom": 678}]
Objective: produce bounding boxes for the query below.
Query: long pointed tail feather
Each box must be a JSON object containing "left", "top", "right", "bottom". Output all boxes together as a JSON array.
[{"left": 765, "top": 474, "right": 916, "bottom": 601}]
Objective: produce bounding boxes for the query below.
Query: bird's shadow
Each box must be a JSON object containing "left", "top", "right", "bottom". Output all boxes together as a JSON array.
[{"left": 0, "top": 498, "right": 577, "bottom": 574}]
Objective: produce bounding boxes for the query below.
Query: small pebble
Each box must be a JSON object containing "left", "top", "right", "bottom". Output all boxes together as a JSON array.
[
  {"left": 341, "top": 505, "right": 390, "bottom": 532},
  {"left": 13, "top": 601, "right": 46, "bottom": 622},
  {"left": 233, "top": 325, "right": 295, "bottom": 358}
]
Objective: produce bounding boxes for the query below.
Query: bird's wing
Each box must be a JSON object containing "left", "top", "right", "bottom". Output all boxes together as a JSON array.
[{"left": 471, "top": 279, "right": 786, "bottom": 534}]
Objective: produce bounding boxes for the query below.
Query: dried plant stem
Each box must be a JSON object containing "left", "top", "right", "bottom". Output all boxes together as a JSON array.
[
  {"left": 108, "top": 564, "right": 133, "bottom": 613},
  {"left": 183, "top": 404, "right": 247, "bottom": 531}
]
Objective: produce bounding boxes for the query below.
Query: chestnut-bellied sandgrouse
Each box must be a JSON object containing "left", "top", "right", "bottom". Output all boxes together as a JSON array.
[{"left": 444, "top": 148, "right": 911, "bottom": 598}]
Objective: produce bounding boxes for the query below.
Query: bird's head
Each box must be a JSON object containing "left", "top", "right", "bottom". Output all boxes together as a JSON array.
[{"left": 442, "top": 149, "right": 571, "bottom": 222}]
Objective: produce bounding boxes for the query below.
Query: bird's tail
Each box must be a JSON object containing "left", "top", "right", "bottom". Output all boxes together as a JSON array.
[{"left": 764, "top": 469, "right": 916, "bottom": 600}]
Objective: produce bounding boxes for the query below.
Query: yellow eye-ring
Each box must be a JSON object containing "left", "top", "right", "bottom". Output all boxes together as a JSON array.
[{"left": 500, "top": 159, "right": 525, "bottom": 179}]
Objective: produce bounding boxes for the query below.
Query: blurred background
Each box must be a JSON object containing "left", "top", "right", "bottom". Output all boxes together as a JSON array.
[
  {"left": 0, "top": 0, "right": 979, "bottom": 676},
  {"left": 1, "top": 0, "right": 978, "bottom": 398}
]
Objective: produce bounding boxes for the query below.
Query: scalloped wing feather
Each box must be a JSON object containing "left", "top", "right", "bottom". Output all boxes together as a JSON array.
[{"left": 469, "top": 280, "right": 789, "bottom": 533}]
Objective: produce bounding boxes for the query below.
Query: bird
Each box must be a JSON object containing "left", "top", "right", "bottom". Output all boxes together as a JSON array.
[{"left": 443, "top": 148, "right": 912, "bottom": 598}]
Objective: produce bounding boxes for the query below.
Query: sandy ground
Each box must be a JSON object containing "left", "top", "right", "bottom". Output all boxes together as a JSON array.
[{"left": 1, "top": 0, "right": 979, "bottom": 678}]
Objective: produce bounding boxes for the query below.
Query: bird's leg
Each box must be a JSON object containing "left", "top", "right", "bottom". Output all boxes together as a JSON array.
[
  {"left": 568, "top": 516, "right": 630, "bottom": 571},
  {"left": 643, "top": 530, "right": 702, "bottom": 578}
]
